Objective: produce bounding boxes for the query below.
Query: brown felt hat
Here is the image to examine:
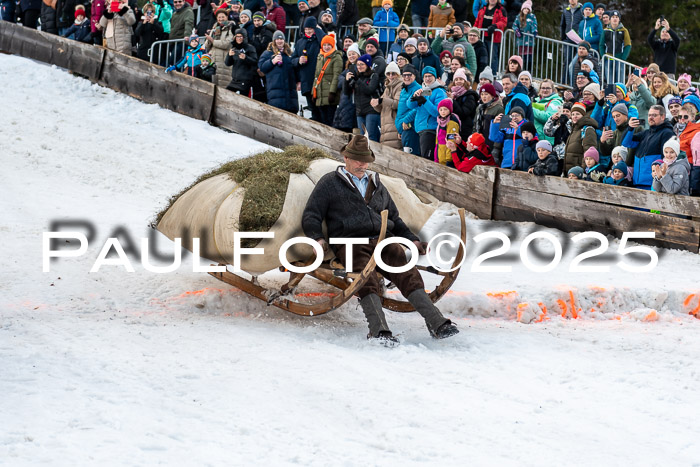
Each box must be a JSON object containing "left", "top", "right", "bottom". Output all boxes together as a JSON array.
[{"left": 341, "top": 135, "right": 375, "bottom": 163}]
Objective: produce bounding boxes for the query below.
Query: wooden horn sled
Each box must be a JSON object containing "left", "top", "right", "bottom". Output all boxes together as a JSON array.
[{"left": 208, "top": 208, "right": 467, "bottom": 316}]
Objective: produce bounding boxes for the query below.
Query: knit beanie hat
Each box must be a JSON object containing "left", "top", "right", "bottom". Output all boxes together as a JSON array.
[
  {"left": 469, "top": 27, "right": 480, "bottom": 36},
  {"left": 404, "top": 37, "right": 418, "bottom": 49},
  {"left": 397, "top": 52, "right": 412, "bottom": 62},
  {"left": 468, "top": 132, "right": 485, "bottom": 147},
  {"left": 615, "top": 82, "right": 628, "bottom": 98},
  {"left": 347, "top": 43, "right": 361, "bottom": 56},
  {"left": 385, "top": 61, "right": 401, "bottom": 75},
  {"left": 383, "top": 0, "right": 393, "bottom": 7},
  {"left": 509, "top": 55, "right": 523, "bottom": 68},
  {"left": 397, "top": 23, "right": 410, "bottom": 33},
  {"left": 252, "top": 11, "right": 265, "bottom": 21},
  {"left": 611, "top": 146, "right": 628, "bottom": 160},
  {"left": 510, "top": 106, "right": 526, "bottom": 118},
  {"left": 438, "top": 98, "right": 453, "bottom": 113},
  {"left": 610, "top": 10, "right": 620, "bottom": 18},
  {"left": 201, "top": 53, "right": 213, "bottom": 66},
  {"left": 453, "top": 68, "right": 469, "bottom": 83},
  {"left": 611, "top": 102, "right": 628, "bottom": 116},
  {"left": 595, "top": 3, "right": 606, "bottom": 11},
  {"left": 188, "top": 33, "right": 199, "bottom": 43},
  {"left": 297, "top": 0, "right": 309, "bottom": 5},
  {"left": 568, "top": 166, "right": 584, "bottom": 179},
  {"left": 357, "top": 54, "right": 372, "bottom": 68},
  {"left": 668, "top": 96, "right": 682, "bottom": 107},
  {"left": 272, "top": 30, "right": 285, "bottom": 42},
  {"left": 584, "top": 147, "right": 600, "bottom": 163},
  {"left": 416, "top": 37, "right": 430, "bottom": 47},
  {"left": 521, "top": 0, "right": 532, "bottom": 11},
  {"left": 341, "top": 135, "right": 375, "bottom": 162},
  {"left": 320, "top": 8, "right": 333, "bottom": 19},
  {"left": 583, "top": 82, "right": 601, "bottom": 96},
  {"left": 74, "top": 4, "right": 85, "bottom": 17},
  {"left": 651, "top": 159, "right": 664, "bottom": 166},
  {"left": 682, "top": 95, "right": 700, "bottom": 110},
  {"left": 493, "top": 80, "right": 503, "bottom": 94},
  {"left": 578, "top": 40, "right": 591, "bottom": 50},
  {"left": 678, "top": 73, "right": 693, "bottom": 85},
  {"left": 581, "top": 59, "right": 594, "bottom": 70},
  {"left": 536, "top": 140, "right": 553, "bottom": 152},
  {"left": 521, "top": 121, "right": 537, "bottom": 135},
  {"left": 422, "top": 66, "right": 437, "bottom": 78},
  {"left": 452, "top": 23, "right": 465, "bottom": 33},
  {"left": 479, "top": 66, "right": 494, "bottom": 82},
  {"left": 240, "top": 9, "right": 252, "bottom": 19},
  {"left": 321, "top": 34, "right": 336, "bottom": 50},
  {"left": 583, "top": 2, "right": 594, "bottom": 11},
  {"left": 403, "top": 64, "right": 419, "bottom": 79},
  {"left": 303, "top": 15, "right": 318, "bottom": 29},
  {"left": 571, "top": 102, "right": 587, "bottom": 115},
  {"left": 365, "top": 37, "right": 379, "bottom": 50},
  {"left": 518, "top": 70, "right": 532, "bottom": 82},
  {"left": 663, "top": 137, "right": 680, "bottom": 157},
  {"left": 453, "top": 44, "right": 466, "bottom": 56},
  {"left": 480, "top": 83, "right": 498, "bottom": 99},
  {"left": 440, "top": 50, "right": 452, "bottom": 61},
  {"left": 612, "top": 160, "right": 628, "bottom": 174}
]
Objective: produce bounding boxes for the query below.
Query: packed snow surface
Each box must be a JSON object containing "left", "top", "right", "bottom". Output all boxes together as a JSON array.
[{"left": 2, "top": 54, "right": 700, "bottom": 465}]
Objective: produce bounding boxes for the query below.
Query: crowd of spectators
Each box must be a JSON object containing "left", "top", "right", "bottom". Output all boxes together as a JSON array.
[{"left": 3, "top": 0, "right": 697, "bottom": 197}]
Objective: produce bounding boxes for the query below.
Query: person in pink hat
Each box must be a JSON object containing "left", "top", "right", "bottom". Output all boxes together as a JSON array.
[
  {"left": 512, "top": 0, "right": 538, "bottom": 71},
  {"left": 504, "top": 54, "right": 523, "bottom": 77}
]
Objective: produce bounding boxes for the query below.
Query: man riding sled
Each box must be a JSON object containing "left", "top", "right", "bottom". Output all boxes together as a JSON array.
[{"left": 302, "top": 134, "right": 460, "bottom": 345}]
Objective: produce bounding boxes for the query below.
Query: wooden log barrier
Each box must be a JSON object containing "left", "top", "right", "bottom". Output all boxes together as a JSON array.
[{"left": 1, "top": 21, "right": 698, "bottom": 252}]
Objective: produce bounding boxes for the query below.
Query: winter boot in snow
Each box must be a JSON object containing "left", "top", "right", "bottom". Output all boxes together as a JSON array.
[
  {"left": 407, "top": 289, "right": 459, "bottom": 339},
  {"left": 360, "top": 294, "right": 399, "bottom": 346}
]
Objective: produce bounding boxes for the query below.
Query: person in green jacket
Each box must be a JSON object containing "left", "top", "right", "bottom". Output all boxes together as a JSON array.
[
  {"left": 153, "top": 0, "right": 172, "bottom": 35},
  {"left": 599, "top": 10, "right": 630, "bottom": 85},
  {"left": 532, "top": 78, "right": 563, "bottom": 145},
  {"left": 431, "top": 23, "right": 477, "bottom": 75},
  {"left": 626, "top": 72, "right": 655, "bottom": 130},
  {"left": 313, "top": 34, "right": 344, "bottom": 125}
]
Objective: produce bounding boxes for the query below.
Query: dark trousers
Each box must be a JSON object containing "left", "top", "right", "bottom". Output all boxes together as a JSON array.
[
  {"left": 318, "top": 105, "right": 337, "bottom": 126},
  {"left": 336, "top": 240, "right": 425, "bottom": 299},
  {"left": 281, "top": 2, "right": 299, "bottom": 26},
  {"left": 251, "top": 75, "right": 266, "bottom": 102},
  {"left": 302, "top": 91, "right": 322, "bottom": 122},
  {"left": 418, "top": 130, "right": 436, "bottom": 161},
  {"left": 22, "top": 9, "right": 39, "bottom": 29}
]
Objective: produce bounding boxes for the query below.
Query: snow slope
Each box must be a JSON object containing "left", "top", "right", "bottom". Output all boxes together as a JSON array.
[{"left": 2, "top": 54, "right": 700, "bottom": 466}]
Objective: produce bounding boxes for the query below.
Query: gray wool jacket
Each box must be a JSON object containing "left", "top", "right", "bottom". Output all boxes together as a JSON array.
[{"left": 302, "top": 166, "right": 419, "bottom": 244}]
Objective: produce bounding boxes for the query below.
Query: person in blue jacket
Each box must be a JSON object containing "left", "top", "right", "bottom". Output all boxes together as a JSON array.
[
  {"left": 396, "top": 64, "right": 422, "bottom": 156},
  {"left": 62, "top": 5, "right": 92, "bottom": 43},
  {"left": 578, "top": 2, "right": 602, "bottom": 49},
  {"left": 591, "top": 83, "right": 638, "bottom": 132},
  {"left": 406, "top": 66, "right": 448, "bottom": 160},
  {"left": 622, "top": 105, "right": 674, "bottom": 190},
  {"left": 259, "top": 31, "right": 299, "bottom": 113},
  {"left": 501, "top": 73, "right": 533, "bottom": 122},
  {"left": 490, "top": 106, "right": 527, "bottom": 168},
  {"left": 373, "top": 0, "right": 400, "bottom": 54}
]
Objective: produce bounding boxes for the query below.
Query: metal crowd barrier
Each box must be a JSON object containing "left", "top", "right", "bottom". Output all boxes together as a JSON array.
[
  {"left": 149, "top": 38, "right": 191, "bottom": 67},
  {"left": 498, "top": 29, "right": 577, "bottom": 88}
]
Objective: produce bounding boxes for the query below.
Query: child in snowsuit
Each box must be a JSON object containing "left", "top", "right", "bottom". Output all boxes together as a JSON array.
[
  {"left": 582, "top": 147, "right": 606, "bottom": 182},
  {"left": 63, "top": 5, "right": 92, "bottom": 43},
  {"left": 435, "top": 98, "right": 461, "bottom": 166},
  {"left": 449, "top": 132, "right": 496, "bottom": 173},
  {"left": 568, "top": 166, "right": 584, "bottom": 180},
  {"left": 166, "top": 34, "right": 204, "bottom": 76},
  {"left": 603, "top": 160, "right": 631, "bottom": 186},
  {"left": 198, "top": 53, "right": 218, "bottom": 82},
  {"left": 513, "top": 121, "right": 539, "bottom": 171},
  {"left": 529, "top": 140, "right": 559, "bottom": 176}
]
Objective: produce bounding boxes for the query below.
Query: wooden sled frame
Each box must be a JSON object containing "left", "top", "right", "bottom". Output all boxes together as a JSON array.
[{"left": 208, "top": 209, "right": 467, "bottom": 316}]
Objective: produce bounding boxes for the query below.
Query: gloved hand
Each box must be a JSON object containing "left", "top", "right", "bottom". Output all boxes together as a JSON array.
[
  {"left": 329, "top": 92, "right": 337, "bottom": 102},
  {"left": 165, "top": 65, "right": 176, "bottom": 73},
  {"left": 487, "top": 25, "right": 497, "bottom": 35},
  {"left": 414, "top": 95, "right": 427, "bottom": 106},
  {"left": 413, "top": 240, "right": 428, "bottom": 255}
]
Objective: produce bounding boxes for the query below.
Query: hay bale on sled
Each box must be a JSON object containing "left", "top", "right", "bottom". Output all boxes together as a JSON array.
[{"left": 156, "top": 145, "right": 439, "bottom": 274}]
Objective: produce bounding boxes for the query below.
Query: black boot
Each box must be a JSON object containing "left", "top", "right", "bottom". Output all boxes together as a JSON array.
[
  {"left": 359, "top": 294, "right": 399, "bottom": 346},
  {"left": 407, "top": 289, "right": 459, "bottom": 339}
]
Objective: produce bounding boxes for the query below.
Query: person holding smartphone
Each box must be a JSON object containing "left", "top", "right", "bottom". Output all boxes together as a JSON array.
[
  {"left": 258, "top": 30, "right": 298, "bottom": 113},
  {"left": 134, "top": 3, "right": 164, "bottom": 61},
  {"left": 648, "top": 17, "right": 680, "bottom": 79},
  {"left": 99, "top": 0, "right": 136, "bottom": 55}
]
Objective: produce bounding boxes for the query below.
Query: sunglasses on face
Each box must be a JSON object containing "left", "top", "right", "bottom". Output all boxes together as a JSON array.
[{"left": 680, "top": 115, "right": 691, "bottom": 120}]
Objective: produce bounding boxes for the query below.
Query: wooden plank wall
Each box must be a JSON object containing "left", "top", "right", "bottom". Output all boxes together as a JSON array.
[{"left": 1, "top": 21, "right": 697, "bottom": 252}]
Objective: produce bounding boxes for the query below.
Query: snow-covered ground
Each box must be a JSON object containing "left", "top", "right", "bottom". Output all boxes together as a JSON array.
[{"left": 2, "top": 53, "right": 700, "bottom": 465}]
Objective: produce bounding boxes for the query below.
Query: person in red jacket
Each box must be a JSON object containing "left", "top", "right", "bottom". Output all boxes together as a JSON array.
[
  {"left": 474, "top": 0, "right": 507, "bottom": 71},
  {"left": 262, "top": 0, "right": 285, "bottom": 33},
  {"left": 446, "top": 132, "right": 496, "bottom": 173}
]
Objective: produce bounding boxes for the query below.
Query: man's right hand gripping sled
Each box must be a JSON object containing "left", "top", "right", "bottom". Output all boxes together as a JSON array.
[{"left": 302, "top": 134, "right": 460, "bottom": 345}]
